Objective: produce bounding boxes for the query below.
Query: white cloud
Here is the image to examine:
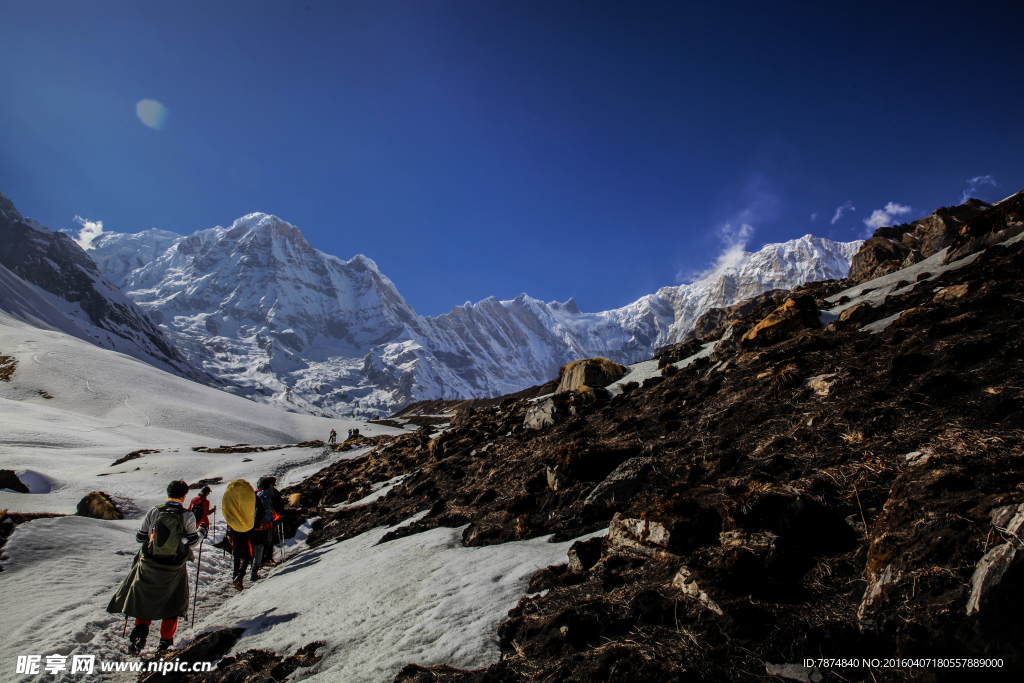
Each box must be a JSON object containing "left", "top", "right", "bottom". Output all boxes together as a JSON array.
[
  {"left": 810, "top": 213, "right": 818, "bottom": 222},
  {"left": 961, "top": 175, "right": 996, "bottom": 203},
  {"left": 689, "top": 222, "right": 755, "bottom": 283},
  {"left": 73, "top": 216, "right": 104, "bottom": 250},
  {"left": 830, "top": 201, "right": 855, "bottom": 225},
  {"left": 862, "top": 202, "right": 912, "bottom": 235}
]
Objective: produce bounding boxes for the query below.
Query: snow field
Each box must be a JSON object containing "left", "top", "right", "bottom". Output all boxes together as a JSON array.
[{"left": 196, "top": 521, "right": 606, "bottom": 683}]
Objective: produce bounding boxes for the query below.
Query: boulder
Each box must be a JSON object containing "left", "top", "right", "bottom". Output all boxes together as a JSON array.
[
  {"left": 606, "top": 513, "right": 673, "bottom": 559},
  {"left": 554, "top": 357, "right": 626, "bottom": 395},
  {"left": 932, "top": 283, "right": 970, "bottom": 304},
  {"left": 838, "top": 302, "right": 871, "bottom": 323},
  {"left": 567, "top": 536, "right": 604, "bottom": 572},
  {"left": 524, "top": 397, "right": 568, "bottom": 430},
  {"left": 0, "top": 469, "right": 29, "bottom": 494},
  {"left": 583, "top": 457, "right": 651, "bottom": 506},
  {"left": 75, "top": 491, "right": 123, "bottom": 520},
  {"left": 740, "top": 295, "right": 820, "bottom": 348}
]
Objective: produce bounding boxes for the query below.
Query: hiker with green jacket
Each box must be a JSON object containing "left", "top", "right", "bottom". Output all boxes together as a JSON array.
[{"left": 107, "top": 480, "right": 203, "bottom": 655}]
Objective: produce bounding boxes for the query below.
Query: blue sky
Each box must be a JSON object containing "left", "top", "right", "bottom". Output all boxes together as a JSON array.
[{"left": 2, "top": 1, "right": 1022, "bottom": 317}]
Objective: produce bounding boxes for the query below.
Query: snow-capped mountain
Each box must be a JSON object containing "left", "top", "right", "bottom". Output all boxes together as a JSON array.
[
  {"left": 88, "top": 212, "right": 860, "bottom": 417},
  {"left": 0, "top": 192, "right": 206, "bottom": 381}
]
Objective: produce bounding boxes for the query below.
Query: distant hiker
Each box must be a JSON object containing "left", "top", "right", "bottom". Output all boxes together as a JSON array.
[
  {"left": 347, "top": 429, "right": 352, "bottom": 438},
  {"left": 189, "top": 485, "right": 217, "bottom": 535},
  {"left": 107, "top": 479, "right": 202, "bottom": 655},
  {"left": 255, "top": 476, "right": 284, "bottom": 571},
  {"left": 328, "top": 429, "right": 337, "bottom": 445},
  {"left": 222, "top": 479, "right": 261, "bottom": 591}
]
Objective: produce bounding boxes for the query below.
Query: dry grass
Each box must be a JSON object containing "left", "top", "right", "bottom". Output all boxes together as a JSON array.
[
  {"left": 772, "top": 362, "right": 799, "bottom": 387},
  {"left": 840, "top": 429, "right": 865, "bottom": 445}
]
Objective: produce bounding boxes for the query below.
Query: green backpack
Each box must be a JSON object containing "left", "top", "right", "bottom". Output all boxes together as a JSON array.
[{"left": 149, "top": 504, "right": 187, "bottom": 559}]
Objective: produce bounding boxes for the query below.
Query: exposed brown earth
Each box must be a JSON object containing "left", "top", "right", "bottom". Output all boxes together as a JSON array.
[
  {"left": 190, "top": 440, "right": 324, "bottom": 455},
  {"left": 0, "top": 354, "right": 16, "bottom": 382},
  {"left": 111, "top": 449, "right": 161, "bottom": 467}
]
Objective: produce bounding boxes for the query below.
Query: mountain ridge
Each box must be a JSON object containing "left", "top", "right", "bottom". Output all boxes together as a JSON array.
[{"left": 88, "top": 213, "right": 861, "bottom": 417}]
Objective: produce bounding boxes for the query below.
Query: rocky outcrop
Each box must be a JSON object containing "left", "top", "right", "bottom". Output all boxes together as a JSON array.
[
  {"left": 683, "top": 289, "right": 787, "bottom": 342},
  {"left": 740, "top": 294, "right": 820, "bottom": 347},
  {"left": 583, "top": 457, "right": 651, "bottom": 507},
  {"left": 944, "top": 189, "right": 1024, "bottom": 263},
  {"left": 958, "top": 503, "right": 1024, "bottom": 665},
  {"left": 75, "top": 491, "right": 123, "bottom": 520},
  {"left": 848, "top": 198, "right": 992, "bottom": 283},
  {"left": 524, "top": 395, "right": 571, "bottom": 430}
]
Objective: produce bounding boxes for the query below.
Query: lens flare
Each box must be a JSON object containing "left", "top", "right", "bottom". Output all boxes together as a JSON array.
[{"left": 136, "top": 99, "right": 170, "bottom": 130}]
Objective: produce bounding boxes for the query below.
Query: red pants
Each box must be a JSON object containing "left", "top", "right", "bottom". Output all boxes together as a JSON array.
[{"left": 135, "top": 618, "right": 178, "bottom": 640}]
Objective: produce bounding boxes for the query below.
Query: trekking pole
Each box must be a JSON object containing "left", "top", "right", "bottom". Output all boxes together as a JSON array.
[
  {"left": 191, "top": 537, "right": 204, "bottom": 629},
  {"left": 212, "top": 509, "right": 217, "bottom": 543},
  {"left": 278, "top": 522, "right": 285, "bottom": 564},
  {"left": 122, "top": 615, "right": 128, "bottom": 638}
]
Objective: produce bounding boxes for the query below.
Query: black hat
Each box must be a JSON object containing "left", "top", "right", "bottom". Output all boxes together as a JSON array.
[
  {"left": 200, "top": 485, "right": 212, "bottom": 495},
  {"left": 257, "top": 476, "right": 276, "bottom": 490}
]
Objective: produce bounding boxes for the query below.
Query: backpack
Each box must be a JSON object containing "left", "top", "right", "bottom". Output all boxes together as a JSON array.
[
  {"left": 149, "top": 504, "right": 187, "bottom": 560},
  {"left": 256, "top": 489, "right": 274, "bottom": 522}
]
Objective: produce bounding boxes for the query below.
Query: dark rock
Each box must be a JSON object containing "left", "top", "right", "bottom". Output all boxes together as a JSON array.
[
  {"left": 0, "top": 469, "right": 29, "bottom": 493},
  {"left": 583, "top": 457, "right": 651, "bottom": 507},
  {"left": 567, "top": 536, "right": 604, "bottom": 573}
]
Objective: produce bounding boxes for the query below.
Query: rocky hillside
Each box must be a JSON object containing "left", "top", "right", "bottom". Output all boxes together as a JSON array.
[
  {"left": 88, "top": 213, "right": 859, "bottom": 418},
  {"left": 173, "top": 189, "right": 1024, "bottom": 683},
  {"left": 848, "top": 197, "right": 1000, "bottom": 283},
  {"left": 0, "top": 192, "right": 206, "bottom": 381}
]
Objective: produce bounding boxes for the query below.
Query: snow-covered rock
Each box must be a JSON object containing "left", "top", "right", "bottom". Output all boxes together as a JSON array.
[{"left": 89, "top": 211, "right": 861, "bottom": 417}]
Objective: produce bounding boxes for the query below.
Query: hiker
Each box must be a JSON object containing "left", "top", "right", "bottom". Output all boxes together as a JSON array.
[
  {"left": 255, "top": 476, "right": 284, "bottom": 571},
  {"left": 328, "top": 429, "right": 337, "bottom": 445},
  {"left": 347, "top": 428, "right": 352, "bottom": 438},
  {"left": 107, "top": 480, "right": 202, "bottom": 655},
  {"left": 222, "top": 479, "right": 262, "bottom": 591},
  {"left": 189, "top": 485, "right": 217, "bottom": 535}
]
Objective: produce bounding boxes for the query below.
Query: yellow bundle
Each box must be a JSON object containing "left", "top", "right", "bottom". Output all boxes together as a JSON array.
[{"left": 222, "top": 479, "right": 256, "bottom": 532}]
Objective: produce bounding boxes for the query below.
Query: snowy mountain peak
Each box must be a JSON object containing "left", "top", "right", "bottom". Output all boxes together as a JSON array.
[{"left": 88, "top": 217, "right": 860, "bottom": 417}]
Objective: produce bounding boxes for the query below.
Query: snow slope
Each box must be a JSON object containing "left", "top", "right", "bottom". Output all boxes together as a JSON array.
[
  {"left": 90, "top": 212, "right": 861, "bottom": 418},
  {"left": 0, "top": 306, "right": 600, "bottom": 683}
]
